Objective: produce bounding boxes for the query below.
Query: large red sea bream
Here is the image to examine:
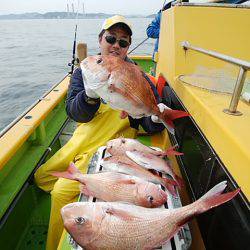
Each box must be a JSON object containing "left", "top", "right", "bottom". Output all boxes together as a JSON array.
[
  {"left": 52, "top": 163, "right": 168, "bottom": 208},
  {"left": 81, "top": 55, "right": 189, "bottom": 134},
  {"left": 61, "top": 181, "right": 240, "bottom": 249}
]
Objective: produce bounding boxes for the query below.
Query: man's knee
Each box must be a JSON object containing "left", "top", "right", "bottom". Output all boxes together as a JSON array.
[{"left": 50, "top": 178, "right": 80, "bottom": 203}]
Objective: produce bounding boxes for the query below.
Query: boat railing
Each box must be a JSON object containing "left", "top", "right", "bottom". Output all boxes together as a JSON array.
[
  {"left": 173, "top": 1, "right": 250, "bottom": 9},
  {"left": 181, "top": 41, "right": 250, "bottom": 116},
  {"left": 0, "top": 74, "right": 70, "bottom": 138}
]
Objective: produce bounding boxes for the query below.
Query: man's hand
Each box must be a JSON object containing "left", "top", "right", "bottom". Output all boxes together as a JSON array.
[
  {"left": 151, "top": 103, "right": 171, "bottom": 123},
  {"left": 85, "top": 86, "right": 99, "bottom": 99},
  {"left": 82, "top": 72, "right": 99, "bottom": 99}
]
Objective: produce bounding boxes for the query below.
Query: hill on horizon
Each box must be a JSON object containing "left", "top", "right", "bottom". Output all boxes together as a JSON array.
[{"left": 0, "top": 12, "right": 155, "bottom": 20}]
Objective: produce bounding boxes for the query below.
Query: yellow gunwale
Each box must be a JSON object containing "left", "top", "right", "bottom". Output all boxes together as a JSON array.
[
  {"left": 156, "top": 6, "right": 250, "bottom": 200},
  {"left": 172, "top": 77, "right": 250, "bottom": 200},
  {"left": 0, "top": 76, "right": 70, "bottom": 170},
  {"left": 130, "top": 55, "right": 152, "bottom": 60}
]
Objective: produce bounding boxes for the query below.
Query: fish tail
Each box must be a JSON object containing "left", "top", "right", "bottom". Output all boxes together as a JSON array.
[
  {"left": 51, "top": 162, "right": 82, "bottom": 181},
  {"left": 160, "top": 109, "right": 190, "bottom": 131},
  {"left": 196, "top": 181, "right": 240, "bottom": 213},
  {"left": 120, "top": 111, "right": 128, "bottom": 119},
  {"left": 177, "top": 181, "right": 240, "bottom": 227},
  {"left": 162, "top": 145, "right": 184, "bottom": 157},
  {"left": 161, "top": 177, "right": 178, "bottom": 197},
  {"left": 174, "top": 174, "right": 185, "bottom": 188},
  {"left": 156, "top": 74, "right": 166, "bottom": 97}
]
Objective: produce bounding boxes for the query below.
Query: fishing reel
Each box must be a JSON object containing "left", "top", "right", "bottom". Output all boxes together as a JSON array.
[{"left": 68, "top": 58, "right": 80, "bottom": 74}]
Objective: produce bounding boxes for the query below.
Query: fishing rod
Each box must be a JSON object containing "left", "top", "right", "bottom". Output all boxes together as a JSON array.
[
  {"left": 162, "top": 0, "right": 167, "bottom": 10},
  {"left": 68, "top": 0, "right": 80, "bottom": 74},
  {"left": 128, "top": 37, "right": 149, "bottom": 55}
]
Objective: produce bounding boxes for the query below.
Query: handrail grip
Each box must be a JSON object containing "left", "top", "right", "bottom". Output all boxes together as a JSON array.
[{"left": 181, "top": 41, "right": 250, "bottom": 115}]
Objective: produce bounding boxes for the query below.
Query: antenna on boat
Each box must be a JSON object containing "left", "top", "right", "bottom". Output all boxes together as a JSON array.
[
  {"left": 68, "top": 0, "right": 81, "bottom": 74},
  {"left": 83, "top": 1, "right": 85, "bottom": 14},
  {"left": 67, "top": 3, "right": 70, "bottom": 18}
]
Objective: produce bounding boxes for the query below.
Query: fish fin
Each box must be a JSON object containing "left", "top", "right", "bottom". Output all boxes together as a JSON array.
[
  {"left": 51, "top": 162, "right": 82, "bottom": 181},
  {"left": 178, "top": 182, "right": 240, "bottom": 226},
  {"left": 105, "top": 207, "right": 139, "bottom": 221},
  {"left": 200, "top": 181, "right": 228, "bottom": 199},
  {"left": 162, "top": 109, "right": 190, "bottom": 121},
  {"left": 117, "top": 177, "right": 137, "bottom": 185},
  {"left": 160, "top": 109, "right": 190, "bottom": 133},
  {"left": 174, "top": 174, "right": 185, "bottom": 188},
  {"left": 79, "top": 184, "right": 93, "bottom": 197},
  {"left": 126, "top": 151, "right": 151, "bottom": 168},
  {"left": 159, "top": 119, "right": 175, "bottom": 135},
  {"left": 108, "top": 83, "right": 143, "bottom": 108},
  {"left": 156, "top": 74, "right": 166, "bottom": 97},
  {"left": 120, "top": 111, "right": 128, "bottom": 119},
  {"left": 161, "top": 177, "right": 178, "bottom": 197},
  {"left": 163, "top": 145, "right": 184, "bottom": 156},
  {"left": 198, "top": 188, "right": 240, "bottom": 211}
]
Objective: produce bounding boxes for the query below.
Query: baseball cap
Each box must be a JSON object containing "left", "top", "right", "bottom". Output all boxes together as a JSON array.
[{"left": 101, "top": 15, "right": 132, "bottom": 36}]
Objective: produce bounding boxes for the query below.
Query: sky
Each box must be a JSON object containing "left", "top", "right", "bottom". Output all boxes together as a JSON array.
[{"left": 0, "top": 0, "right": 167, "bottom": 15}]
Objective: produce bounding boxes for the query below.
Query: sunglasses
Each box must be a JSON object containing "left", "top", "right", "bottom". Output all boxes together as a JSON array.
[{"left": 105, "top": 35, "right": 130, "bottom": 48}]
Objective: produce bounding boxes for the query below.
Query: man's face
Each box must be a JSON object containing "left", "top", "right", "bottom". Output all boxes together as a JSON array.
[{"left": 99, "top": 25, "right": 131, "bottom": 59}]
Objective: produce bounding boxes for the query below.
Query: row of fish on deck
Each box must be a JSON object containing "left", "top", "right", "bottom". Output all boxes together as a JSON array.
[{"left": 52, "top": 138, "right": 240, "bottom": 249}]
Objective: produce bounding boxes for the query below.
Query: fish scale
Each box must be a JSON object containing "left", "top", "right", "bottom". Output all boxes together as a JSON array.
[{"left": 81, "top": 174, "right": 145, "bottom": 206}]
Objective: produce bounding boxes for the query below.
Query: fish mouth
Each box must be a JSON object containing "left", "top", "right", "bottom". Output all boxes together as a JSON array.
[
  {"left": 151, "top": 192, "right": 168, "bottom": 207},
  {"left": 160, "top": 190, "right": 168, "bottom": 202}
]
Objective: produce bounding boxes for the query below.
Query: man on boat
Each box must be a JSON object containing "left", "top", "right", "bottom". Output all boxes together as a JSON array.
[{"left": 34, "top": 15, "right": 168, "bottom": 250}]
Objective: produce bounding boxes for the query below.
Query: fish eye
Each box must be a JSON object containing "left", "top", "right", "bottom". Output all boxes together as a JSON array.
[
  {"left": 147, "top": 195, "right": 154, "bottom": 203},
  {"left": 121, "top": 139, "right": 126, "bottom": 144},
  {"left": 75, "top": 216, "right": 86, "bottom": 225},
  {"left": 97, "top": 58, "right": 103, "bottom": 64}
]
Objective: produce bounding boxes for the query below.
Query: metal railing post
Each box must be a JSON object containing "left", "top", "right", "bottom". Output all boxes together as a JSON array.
[
  {"left": 223, "top": 67, "right": 247, "bottom": 116},
  {"left": 181, "top": 41, "right": 250, "bottom": 115}
]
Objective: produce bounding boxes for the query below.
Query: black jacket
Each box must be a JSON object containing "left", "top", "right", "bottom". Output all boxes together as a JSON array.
[{"left": 66, "top": 59, "right": 164, "bottom": 134}]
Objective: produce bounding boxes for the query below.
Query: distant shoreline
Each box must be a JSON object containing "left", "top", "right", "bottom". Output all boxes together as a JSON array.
[{"left": 0, "top": 12, "right": 155, "bottom": 20}]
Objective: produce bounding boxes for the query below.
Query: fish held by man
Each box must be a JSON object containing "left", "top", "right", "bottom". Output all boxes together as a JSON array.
[
  {"left": 106, "top": 137, "right": 183, "bottom": 157},
  {"left": 81, "top": 55, "right": 189, "bottom": 133},
  {"left": 51, "top": 162, "right": 168, "bottom": 208},
  {"left": 100, "top": 154, "right": 178, "bottom": 196},
  {"left": 61, "top": 181, "right": 240, "bottom": 249}
]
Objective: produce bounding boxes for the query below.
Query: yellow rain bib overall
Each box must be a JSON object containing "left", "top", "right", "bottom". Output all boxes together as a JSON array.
[{"left": 34, "top": 103, "right": 137, "bottom": 250}]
